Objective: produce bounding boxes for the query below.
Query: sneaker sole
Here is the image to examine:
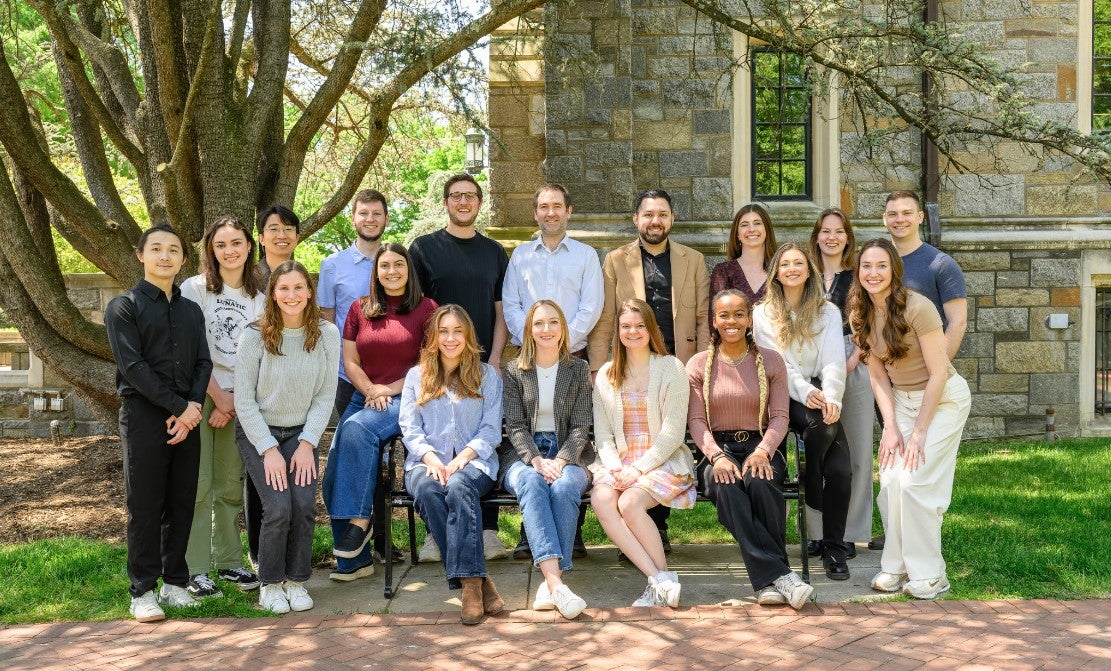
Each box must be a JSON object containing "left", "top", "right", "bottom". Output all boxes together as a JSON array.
[
  {"left": 557, "top": 601, "right": 586, "bottom": 619},
  {"left": 329, "top": 564, "right": 375, "bottom": 582},
  {"left": 871, "top": 574, "right": 909, "bottom": 593},
  {"left": 132, "top": 611, "right": 166, "bottom": 623},
  {"left": 289, "top": 600, "right": 314, "bottom": 612},
  {"left": 788, "top": 584, "right": 815, "bottom": 610},
  {"left": 904, "top": 582, "right": 951, "bottom": 600}
]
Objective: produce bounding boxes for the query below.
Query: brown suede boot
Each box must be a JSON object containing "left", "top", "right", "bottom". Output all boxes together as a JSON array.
[
  {"left": 482, "top": 575, "right": 505, "bottom": 615},
  {"left": 459, "top": 578, "right": 485, "bottom": 625}
]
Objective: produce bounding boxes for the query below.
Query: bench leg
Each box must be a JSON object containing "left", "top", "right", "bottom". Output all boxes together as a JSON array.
[
  {"left": 383, "top": 499, "right": 395, "bottom": 599},
  {"left": 407, "top": 506, "right": 418, "bottom": 565}
]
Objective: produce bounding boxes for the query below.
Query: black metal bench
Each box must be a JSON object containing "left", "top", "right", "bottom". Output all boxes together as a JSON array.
[{"left": 379, "top": 433, "right": 809, "bottom": 599}]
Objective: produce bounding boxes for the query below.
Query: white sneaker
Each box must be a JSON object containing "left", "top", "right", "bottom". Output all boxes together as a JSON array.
[
  {"left": 533, "top": 582, "right": 556, "bottom": 610},
  {"left": 871, "top": 571, "right": 909, "bottom": 593},
  {"left": 551, "top": 584, "right": 587, "bottom": 619},
  {"left": 129, "top": 590, "right": 165, "bottom": 623},
  {"left": 284, "top": 581, "right": 314, "bottom": 611},
  {"left": 418, "top": 535, "right": 441, "bottom": 563},
  {"left": 756, "top": 586, "right": 788, "bottom": 605},
  {"left": 654, "top": 574, "right": 681, "bottom": 608},
  {"left": 632, "top": 582, "right": 663, "bottom": 607},
  {"left": 903, "top": 576, "right": 950, "bottom": 600},
  {"left": 772, "top": 572, "right": 814, "bottom": 610},
  {"left": 483, "top": 529, "right": 509, "bottom": 560},
  {"left": 158, "top": 583, "right": 200, "bottom": 608},
  {"left": 259, "top": 583, "right": 291, "bottom": 614}
]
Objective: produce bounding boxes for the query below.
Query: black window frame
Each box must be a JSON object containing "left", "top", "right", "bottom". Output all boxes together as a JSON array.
[
  {"left": 1095, "top": 0, "right": 1111, "bottom": 132},
  {"left": 750, "top": 48, "right": 813, "bottom": 201}
]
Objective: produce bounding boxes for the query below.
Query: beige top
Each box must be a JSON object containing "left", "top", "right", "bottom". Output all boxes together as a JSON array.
[{"left": 868, "top": 291, "right": 955, "bottom": 391}]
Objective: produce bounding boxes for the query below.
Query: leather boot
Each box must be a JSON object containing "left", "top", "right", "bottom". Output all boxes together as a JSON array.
[
  {"left": 459, "top": 578, "right": 485, "bottom": 625},
  {"left": 482, "top": 575, "right": 505, "bottom": 615}
]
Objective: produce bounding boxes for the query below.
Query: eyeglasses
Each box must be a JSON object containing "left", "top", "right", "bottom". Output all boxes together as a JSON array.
[{"left": 447, "top": 192, "right": 480, "bottom": 203}]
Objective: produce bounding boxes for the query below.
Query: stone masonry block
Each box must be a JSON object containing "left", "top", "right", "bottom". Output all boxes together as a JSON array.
[
  {"left": 543, "top": 155, "right": 583, "bottom": 182},
  {"left": 995, "top": 288, "right": 1049, "bottom": 307},
  {"left": 1029, "top": 373, "right": 1079, "bottom": 405},
  {"left": 1028, "top": 306, "right": 1080, "bottom": 341},
  {"left": 976, "top": 307, "right": 1028, "bottom": 333},
  {"left": 659, "top": 151, "right": 708, "bottom": 177},
  {"left": 971, "top": 393, "right": 1029, "bottom": 417},
  {"left": 996, "top": 341, "right": 1066, "bottom": 373},
  {"left": 963, "top": 272, "right": 995, "bottom": 297},
  {"left": 663, "top": 79, "right": 717, "bottom": 108},
  {"left": 958, "top": 332, "right": 994, "bottom": 358},
  {"left": 632, "top": 120, "right": 692, "bottom": 150},
  {"left": 979, "top": 374, "right": 1029, "bottom": 393},
  {"left": 694, "top": 109, "right": 730, "bottom": 134},
  {"left": 963, "top": 416, "right": 1005, "bottom": 440},
  {"left": 952, "top": 251, "right": 1010, "bottom": 271},
  {"left": 995, "top": 271, "right": 1029, "bottom": 288},
  {"left": 584, "top": 141, "right": 632, "bottom": 168},
  {"left": 1030, "top": 258, "right": 1080, "bottom": 287},
  {"left": 691, "top": 178, "right": 732, "bottom": 220}
]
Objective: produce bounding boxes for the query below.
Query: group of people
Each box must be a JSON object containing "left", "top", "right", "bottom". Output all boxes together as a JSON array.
[{"left": 105, "top": 172, "right": 971, "bottom": 626}]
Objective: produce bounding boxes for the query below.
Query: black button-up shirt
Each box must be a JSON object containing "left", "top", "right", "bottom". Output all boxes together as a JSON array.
[
  {"left": 640, "top": 243, "right": 675, "bottom": 355},
  {"left": 104, "top": 279, "right": 212, "bottom": 416}
]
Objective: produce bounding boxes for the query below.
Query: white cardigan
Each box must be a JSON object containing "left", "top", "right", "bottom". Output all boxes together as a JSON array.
[
  {"left": 752, "top": 302, "right": 847, "bottom": 408},
  {"left": 592, "top": 354, "right": 694, "bottom": 477}
]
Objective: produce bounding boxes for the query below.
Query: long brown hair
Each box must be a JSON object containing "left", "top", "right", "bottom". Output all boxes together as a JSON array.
[
  {"left": 416, "top": 305, "right": 484, "bottom": 405},
  {"left": 200, "top": 215, "right": 261, "bottom": 297},
  {"left": 360, "top": 243, "right": 424, "bottom": 320},
  {"left": 849, "top": 239, "right": 911, "bottom": 364},
  {"left": 726, "top": 203, "right": 777, "bottom": 267},
  {"left": 703, "top": 290, "right": 768, "bottom": 435},
  {"left": 259, "top": 261, "right": 322, "bottom": 355},
  {"left": 516, "top": 299, "right": 570, "bottom": 371},
  {"left": 607, "top": 298, "right": 668, "bottom": 388},
  {"left": 808, "top": 207, "right": 856, "bottom": 272},
  {"left": 763, "top": 243, "right": 827, "bottom": 349}
]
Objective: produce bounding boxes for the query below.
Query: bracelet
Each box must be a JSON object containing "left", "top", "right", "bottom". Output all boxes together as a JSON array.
[{"left": 710, "top": 451, "right": 727, "bottom": 465}]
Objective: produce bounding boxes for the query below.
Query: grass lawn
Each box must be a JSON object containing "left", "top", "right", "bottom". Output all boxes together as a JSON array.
[{"left": 1, "top": 437, "right": 1108, "bottom": 623}]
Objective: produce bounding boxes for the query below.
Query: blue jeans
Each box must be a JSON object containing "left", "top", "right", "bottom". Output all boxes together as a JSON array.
[
  {"left": 503, "top": 432, "right": 588, "bottom": 571},
  {"left": 405, "top": 464, "right": 494, "bottom": 589},
  {"left": 322, "top": 392, "right": 400, "bottom": 571}
]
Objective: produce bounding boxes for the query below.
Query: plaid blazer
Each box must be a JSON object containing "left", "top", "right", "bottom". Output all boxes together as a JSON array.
[{"left": 498, "top": 356, "right": 595, "bottom": 482}]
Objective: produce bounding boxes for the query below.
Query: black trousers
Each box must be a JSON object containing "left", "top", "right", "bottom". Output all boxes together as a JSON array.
[
  {"left": 245, "top": 473, "right": 262, "bottom": 564},
  {"left": 789, "top": 399, "right": 852, "bottom": 557},
  {"left": 701, "top": 440, "right": 791, "bottom": 591},
  {"left": 120, "top": 395, "right": 200, "bottom": 597}
]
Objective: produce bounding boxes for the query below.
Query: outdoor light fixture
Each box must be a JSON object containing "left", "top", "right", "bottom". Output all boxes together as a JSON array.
[{"left": 465, "top": 127, "right": 486, "bottom": 175}]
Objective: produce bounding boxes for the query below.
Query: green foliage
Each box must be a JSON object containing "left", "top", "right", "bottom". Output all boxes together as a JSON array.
[{"left": 752, "top": 50, "right": 810, "bottom": 197}]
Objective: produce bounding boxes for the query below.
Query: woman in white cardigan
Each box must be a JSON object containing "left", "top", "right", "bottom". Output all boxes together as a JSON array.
[
  {"left": 591, "top": 298, "right": 694, "bottom": 609},
  {"left": 752, "top": 243, "right": 853, "bottom": 582}
]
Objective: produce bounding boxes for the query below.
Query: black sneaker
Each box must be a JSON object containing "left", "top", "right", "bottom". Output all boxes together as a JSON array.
[
  {"left": 334, "top": 523, "right": 371, "bottom": 559},
  {"left": 807, "top": 540, "right": 823, "bottom": 557},
  {"left": 868, "top": 535, "right": 885, "bottom": 551},
  {"left": 186, "top": 573, "right": 221, "bottom": 598},
  {"left": 217, "top": 567, "right": 261, "bottom": 592},
  {"left": 372, "top": 543, "right": 405, "bottom": 565}
]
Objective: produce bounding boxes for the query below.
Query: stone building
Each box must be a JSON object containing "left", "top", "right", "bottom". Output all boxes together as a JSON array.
[{"left": 487, "top": 0, "right": 1111, "bottom": 439}]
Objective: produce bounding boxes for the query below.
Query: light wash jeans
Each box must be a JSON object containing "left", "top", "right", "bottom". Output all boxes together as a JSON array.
[{"left": 502, "top": 432, "right": 589, "bottom": 571}]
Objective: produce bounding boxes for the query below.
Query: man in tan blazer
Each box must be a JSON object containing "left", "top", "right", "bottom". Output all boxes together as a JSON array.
[
  {"left": 588, "top": 189, "right": 710, "bottom": 372},
  {"left": 587, "top": 188, "right": 710, "bottom": 555}
]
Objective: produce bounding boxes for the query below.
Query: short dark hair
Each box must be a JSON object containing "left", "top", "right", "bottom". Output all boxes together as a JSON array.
[
  {"left": 442, "top": 173, "right": 483, "bottom": 201},
  {"left": 353, "top": 189, "right": 388, "bottom": 216},
  {"left": 885, "top": 190, "right": 922, "bottom": 210},
  {"left": 632, "top": 189, "right": 672, "bottom": 214},
  {"left": 136, "top": 224, "right": 190, "bottom": 260},
  {"left": 255, "top": 204, "right": 300, "bottom": 260},
  {"left": 533, "top": 183, "right": 572, "bottom": 209}
]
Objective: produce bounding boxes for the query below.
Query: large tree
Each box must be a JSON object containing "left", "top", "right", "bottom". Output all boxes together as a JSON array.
[{"left": 0, "top": 0, "right": 542, "bottom": 424}]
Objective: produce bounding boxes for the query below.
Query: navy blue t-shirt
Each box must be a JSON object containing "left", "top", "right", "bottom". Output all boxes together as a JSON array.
[{"left": 900, "top": 243, "right": 966, "bottom": 329}]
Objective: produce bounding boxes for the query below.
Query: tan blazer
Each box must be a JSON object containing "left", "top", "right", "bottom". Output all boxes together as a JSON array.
[{"left": 587, "top": 239, "right": 710, "bottom": 371}]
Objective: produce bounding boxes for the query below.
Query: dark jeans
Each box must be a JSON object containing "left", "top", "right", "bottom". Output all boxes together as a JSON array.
[
  {"left": 120, "top": 395, "right": 200, "bottom": 597},
  {"left": 406, "top": 464, "right": 494, "bottom": 589},
  {"left": 236, "top": 423, "right": 318, "bottom": 584},
  {"left": 334, "top": 377, "right": 357, "bottom": 418},
  {"left": 700, "top": 439, "right": 790, "bottom": 591},
  {"left": 245, "top": 475, "right": 262, "bottom": 565},
  {"left": 789, "top": 399, "right": 852, "bottom": 558}
]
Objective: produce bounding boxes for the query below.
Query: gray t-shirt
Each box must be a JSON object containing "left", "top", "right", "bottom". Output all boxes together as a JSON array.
[{"left": 901, "top": 243, "right": 966, "bottom": 329}]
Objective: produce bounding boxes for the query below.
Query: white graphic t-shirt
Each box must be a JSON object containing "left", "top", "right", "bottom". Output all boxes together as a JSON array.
[{"left": 181, "top": 274, "right": 266, "bottom": 390}]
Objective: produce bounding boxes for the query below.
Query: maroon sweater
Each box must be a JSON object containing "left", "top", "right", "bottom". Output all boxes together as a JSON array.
[{"left": 343, "top": 296, "right": 437, "bottom": 385}]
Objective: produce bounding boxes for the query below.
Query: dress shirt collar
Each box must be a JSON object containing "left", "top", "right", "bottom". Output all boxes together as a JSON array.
[
  {"left": 136, "top": 278, "right": 180, "bottom": 302},
  {"left": 529, "top": 234, "right": 569, "bottom": 254}
]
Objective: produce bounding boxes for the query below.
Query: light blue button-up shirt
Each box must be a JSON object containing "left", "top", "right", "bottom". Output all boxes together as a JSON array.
[
  {"left": 318, "top": 244, "right": 374, "bottom": 381},
  {"left": 400, "top": 362, "right": 503, "bottom": 480},
  {"left": 502, "top": 235, "right": 604, "bottom": 353}
]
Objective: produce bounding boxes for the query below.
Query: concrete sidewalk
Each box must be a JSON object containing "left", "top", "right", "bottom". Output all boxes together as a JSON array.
[{"left": 308, "top": 542, "right": 886, "bottom": 614}]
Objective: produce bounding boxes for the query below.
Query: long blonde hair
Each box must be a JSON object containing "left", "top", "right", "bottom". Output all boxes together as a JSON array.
[
  {"left": 259, "top": 261, "right": 322, "bottom": 356},
  {"left": 416, "top": 304, "right": 484, "bottom": 405},
  {"left": 607, "top": 298, "right": 668, "bottom": 388},
  {"left": 516, "top": 299, "right": 570, "bottom": 371},
  {"left": 763, "top": 243, "right": 827, "bottom": 349},
  {"left": 703, "top": 290, "right": 768, "bottom": 435}
]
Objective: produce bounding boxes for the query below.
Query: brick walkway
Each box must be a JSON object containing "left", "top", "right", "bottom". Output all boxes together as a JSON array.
[{"left": 3, "top": 599, "right": 1108, "bottom": 670}]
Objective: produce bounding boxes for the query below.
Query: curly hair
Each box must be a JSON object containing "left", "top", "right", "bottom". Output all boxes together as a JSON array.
[
  {"left": 416, "top": 304, "right": 484, "bottom": 405},
  {"left": 848, "top": 239, "right": 911, "bottom": 364},
  {"left": 259, "top": 261, "right": 322, "bottom": 356},
  {"left": 762, "top": 243, "right": 826, "bottom": 349},
  {"left": 703, "top": 290, "right": 768, "bottom": 435}
]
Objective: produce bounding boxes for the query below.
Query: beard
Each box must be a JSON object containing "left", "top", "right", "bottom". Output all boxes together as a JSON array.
[
  {"left": 639, "top": 227, "right": 669, "bottom": 246},
  {"left": 357, "top": 228, "right": 383, "bottom": 243}
]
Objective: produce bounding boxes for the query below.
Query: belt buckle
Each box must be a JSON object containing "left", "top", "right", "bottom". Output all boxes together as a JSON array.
[{"left": 732, "top": 430, "right": 750, "bottom": 442}]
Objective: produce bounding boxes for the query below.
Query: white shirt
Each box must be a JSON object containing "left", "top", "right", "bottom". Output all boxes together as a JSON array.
[
  {"left": 534, "top": 362, "right": 558, "bottom": 432},
  {"left": 502, "top": 235, "right": 604, "bottom": 353},
  {"left": 180, "top": 275, "right": 266, "bottom": 390},
  {"left": 752, "top": 302, "right": 847, "bottom": 408}
]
